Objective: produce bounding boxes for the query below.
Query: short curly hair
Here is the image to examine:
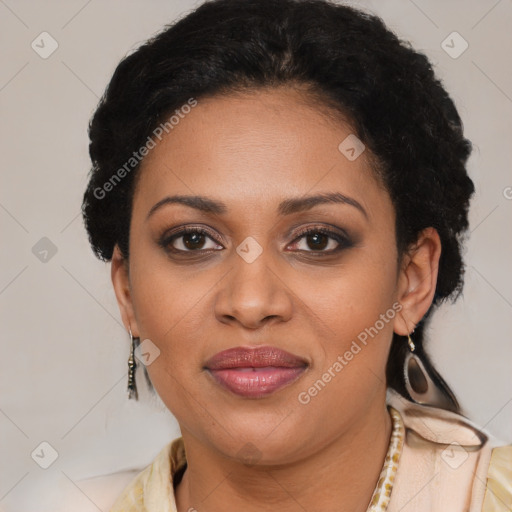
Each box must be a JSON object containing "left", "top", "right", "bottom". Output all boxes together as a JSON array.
[{"left": 82, "top": 0, "right": 475, "bottom": 411}]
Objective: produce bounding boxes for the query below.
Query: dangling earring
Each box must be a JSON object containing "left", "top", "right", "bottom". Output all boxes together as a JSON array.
[
  {"left": 127, "top": 328, "right": 138, "bottom": 400},
  {"left": 403, "top": 331, "right": 428, "bottom": 400},
  {"left": 403, "top": 332, "right": 453, "bottom": 410},
  {"left": 407, "top": 332, "right": 416, "bottom": 352}
]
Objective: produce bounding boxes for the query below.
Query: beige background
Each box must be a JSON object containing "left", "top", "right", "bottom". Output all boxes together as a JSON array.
[{"left": 1, "top": 0, "right": 511, "bottom": 510}]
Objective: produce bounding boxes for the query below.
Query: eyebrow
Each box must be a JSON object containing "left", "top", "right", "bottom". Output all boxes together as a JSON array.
[{"left": 146, "top": 191, "right": 368, "bottom": 220}]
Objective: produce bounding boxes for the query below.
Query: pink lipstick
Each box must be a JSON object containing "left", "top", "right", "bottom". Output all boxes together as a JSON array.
[{"left": 205, "top": 346, "right": 308, "bottom": 398}]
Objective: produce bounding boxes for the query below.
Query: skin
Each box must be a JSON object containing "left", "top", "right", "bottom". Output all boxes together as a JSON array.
[{"left": 111, "top": 85, "right": 441, "bottom": 512}]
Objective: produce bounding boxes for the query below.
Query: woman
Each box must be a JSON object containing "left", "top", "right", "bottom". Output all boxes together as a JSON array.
[{"left": 81, "top": 0, "right": 511, "bottom": 510}]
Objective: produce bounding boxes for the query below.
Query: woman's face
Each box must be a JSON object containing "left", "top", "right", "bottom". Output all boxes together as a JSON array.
[{"left": 113, "top": 86, "right": 420, "bottom": 464}]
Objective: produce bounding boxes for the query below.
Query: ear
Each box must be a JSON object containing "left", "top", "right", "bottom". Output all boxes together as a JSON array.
[
  {"left": 393, "top": 227, "right": 441, "bottom": 336},
  {"left": 111, "top": 244, "right": 140, "bottom": 337}
]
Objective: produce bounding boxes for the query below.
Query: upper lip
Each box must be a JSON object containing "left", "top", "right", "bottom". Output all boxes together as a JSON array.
[{"left": 204, "top": 346, "right": 308, "bottom": 370}]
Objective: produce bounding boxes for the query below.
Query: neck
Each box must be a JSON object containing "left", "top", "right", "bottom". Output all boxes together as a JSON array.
[{"left": 175, "top": 390, "right": 392, "bottom": 512}]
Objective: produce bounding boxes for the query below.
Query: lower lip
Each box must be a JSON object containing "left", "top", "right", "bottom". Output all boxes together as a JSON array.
[{"left": 207, "top": 366, "right": 306, "bottom": 398}]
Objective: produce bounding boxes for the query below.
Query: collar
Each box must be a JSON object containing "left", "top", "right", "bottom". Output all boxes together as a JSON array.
[{"left": 111, "top": 389, "right": 504, "bottom": 512}]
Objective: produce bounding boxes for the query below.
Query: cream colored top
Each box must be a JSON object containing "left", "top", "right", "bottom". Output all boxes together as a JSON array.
[{"left": 108, "top": 390, "right": 512, "bottom": 511}]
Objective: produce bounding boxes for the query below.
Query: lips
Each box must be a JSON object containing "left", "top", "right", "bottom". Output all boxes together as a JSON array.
[{"left": 204, "top": 346, "right": 308, "bottom": 398}]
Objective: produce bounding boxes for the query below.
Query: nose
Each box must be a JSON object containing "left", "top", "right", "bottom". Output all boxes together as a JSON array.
[{"left": 213, "top": 245, "right": 293, "bottom": 330}]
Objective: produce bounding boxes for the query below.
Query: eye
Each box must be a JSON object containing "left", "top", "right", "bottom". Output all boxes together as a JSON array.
[
  {"left": 158, "top": 224, "right": 353, "bottom": 256},
  {"left": 159, "top": 226, "right": 223, "bottom": 253},
  {"left": 288, "top": 226, "right": 352, "bottom": 254}
]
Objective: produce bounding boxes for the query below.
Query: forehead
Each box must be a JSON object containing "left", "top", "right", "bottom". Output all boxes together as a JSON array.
[{"left": 132, "top": 87, "right": 389, "bottom": 220}]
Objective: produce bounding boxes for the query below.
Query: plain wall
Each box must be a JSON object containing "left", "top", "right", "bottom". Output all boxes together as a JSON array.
[{"left": 1, "top": 0, "right": 511, "bottom": 510}]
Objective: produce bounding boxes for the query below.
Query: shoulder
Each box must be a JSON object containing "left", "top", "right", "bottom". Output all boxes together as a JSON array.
[
  {"left": 386, "top": 389, "right": 512, "bottom": 512},
  {"left": 109, "top": 437, "right": 184, "bottom": 512},
  {"left": 482, "top": 444, "right": 512, "bottom": 511},
  {"left": 76, "top": 469, "right": 144, "bottom": 511},
  {"left": 48, "top": 468, "right": 144, "bottom": 512},
  {"left": 56, "top": 439, "right": 183, "bottom": 512}
]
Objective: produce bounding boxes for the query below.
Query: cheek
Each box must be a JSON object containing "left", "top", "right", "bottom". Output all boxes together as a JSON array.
[
  {"left": 127, "top": 250, "right": 217, "bottom": 406},
  {"left": 295, "top": 261, "right": 398, "bottom": 423},
  {"left": 301, "top": 246, "right": 399, "bottom": 342},
  {"left": 129, "top": 245, "right": 207, "bottom": 340},
  {"left": 303, "top": 246, "right": 399, "bottom": 395}
]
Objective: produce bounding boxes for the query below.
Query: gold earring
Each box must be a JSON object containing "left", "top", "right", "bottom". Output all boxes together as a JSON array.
[
  {"left": 127, "top": 328, "right": 138, "bottom": 400},
  {"left": 407, "top": 332, "right": 415, "bottom": 352},
  {"left": 400, "top": 312, "right": 415, "bottom": 352}
]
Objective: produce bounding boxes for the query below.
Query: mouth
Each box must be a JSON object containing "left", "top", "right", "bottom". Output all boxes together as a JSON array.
[{"left": 204, "top": 346, "right": 309, "bottom": 398}]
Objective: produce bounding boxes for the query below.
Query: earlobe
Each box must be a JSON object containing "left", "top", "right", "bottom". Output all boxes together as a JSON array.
[
  {"left": 111, "top": 245, "right": 139, "bottom": 336},
  {"left": 394, "top": 227, "right": 441, "bottom": 336}
]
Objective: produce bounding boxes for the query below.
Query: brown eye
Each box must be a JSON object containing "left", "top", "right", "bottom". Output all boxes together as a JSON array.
[
  {"left": 289, "top": 227, "right": 353, "bottom": 254},
  {"left": 159, "top": 227, "right": 223, "bottom": 253},
  {"left": 303, "top": 232, "right": 330, "bottom": 251},
  {"left": 182, "top": 231, "right": 207, "bottom": 250}
]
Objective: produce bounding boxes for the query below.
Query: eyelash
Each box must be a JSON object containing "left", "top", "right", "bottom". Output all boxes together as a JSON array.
[{"left": 158, "top": 225, "right": 353, "bottom": 256}]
